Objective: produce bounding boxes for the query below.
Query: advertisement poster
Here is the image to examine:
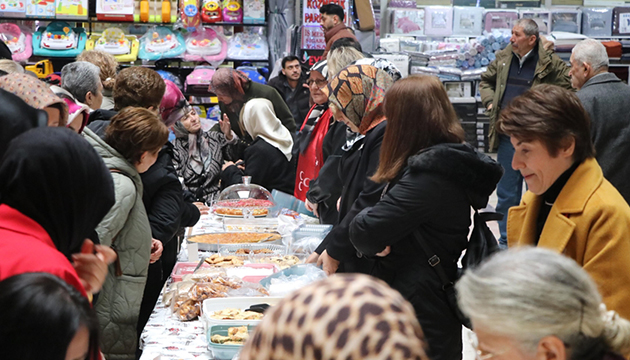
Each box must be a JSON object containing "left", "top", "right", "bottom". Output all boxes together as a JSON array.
[{"left": 301, "top": 0, "right": 350, "bottom": 49}]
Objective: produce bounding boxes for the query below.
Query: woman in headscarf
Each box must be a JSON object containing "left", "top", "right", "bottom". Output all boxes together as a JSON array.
[
  {"left": 0, "top": 73, "right": 68, "bottom": 127},
  {"left": 170, "top": 82, "right": 236, "bottom": 204},
  {"left": 240, "top": 273, "right": 429, "bottom": 360},
  {"left": 306, "top": 64, "right": 394, "bottom": 275},
  {"left": 210, "top": 67, "right": 296, "bottom": 142},
  {"left": 221, "top": 98, "right": 295, "bottom": 194},
  {"left": 0, "top": 127, "right": 115, "bottom": 298}
]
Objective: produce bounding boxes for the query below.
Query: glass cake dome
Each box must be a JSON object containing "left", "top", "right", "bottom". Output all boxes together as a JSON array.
[{"left": 214, "top": 176, "right": 275, "bottom": 217}]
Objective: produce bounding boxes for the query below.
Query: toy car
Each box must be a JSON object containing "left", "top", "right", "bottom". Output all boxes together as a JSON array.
[
  {"left": 222, "top": 0, "right": 242, "bottom": 23},
  {"left": 202, "top": 0, "right": 222, "bottom": 22},
  {"left": 0, "top": 23, "right": 32, "bottom": 62},
  {"left": 183, "top": 27, "right": 227, "bottom": 64},
  {"left": 185, "top": 65, "right": 215, "bottom": 93},
  {"left": 138, "top": 26, "right": 185, "bottom": 60},
  {"left": 86, "top": 27, "right": 140, "bottom": 62},
  {"left": 33, "top": 21, "right": 87, "bottom": 57},
  {"left": 25, "top": 59, "right": 54, "bottom": 79}
]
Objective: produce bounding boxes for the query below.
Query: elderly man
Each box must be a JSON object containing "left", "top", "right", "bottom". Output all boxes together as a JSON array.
[
  {"left": 319, "top": 3, "right": 357, "bottom": 59},
  {"left": 571, "top": 39, "right": 630, "bottom": 203},
  {"left": 480, "top": 18, "right": 571, "bottom": 248}
]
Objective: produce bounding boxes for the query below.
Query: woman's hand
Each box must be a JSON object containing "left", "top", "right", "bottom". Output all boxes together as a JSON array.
[
  {"left": 317, "top": 250, "right": 340, "bottom": 276},
  {"left": 193, "top": 202, "right": 210, "bottom": 215},
  {"left": 72, "top": 239, "right": 117, "bottom": 294},
  {"left": 305, "top": 199, "right": 319, "bottom": 217},
  {"left": 305, "top": 252, "right": 319, "bottom": 264},
  {"left": 220, "top": 114, "right": 233, "bottom": 140},
  {"left": 149, "top": 239, "right": 163, "bottom": 264},
  {"left": 222, "top": 161, "right": 235, "bottom": 171}
]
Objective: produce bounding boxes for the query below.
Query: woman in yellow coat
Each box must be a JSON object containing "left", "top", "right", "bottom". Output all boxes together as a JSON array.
[{"left": 498, "top": 84, "right": 630, "bottom": 321}]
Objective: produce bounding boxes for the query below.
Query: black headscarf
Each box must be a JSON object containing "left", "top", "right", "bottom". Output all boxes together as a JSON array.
[
  {"left": 0, "top": 88, "right": 48, "bottom": 161},
  {"left": 0, "top": 127, "right": 115, "bottom": 259}
]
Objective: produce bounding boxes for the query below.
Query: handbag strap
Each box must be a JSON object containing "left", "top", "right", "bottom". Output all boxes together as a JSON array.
[{"left": 413, "top": 229, "right": 455, "bottom": 290}]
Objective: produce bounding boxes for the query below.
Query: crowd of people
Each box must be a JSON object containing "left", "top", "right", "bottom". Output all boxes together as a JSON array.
[{"left": 2, "top": 8, "right": 630, "bottom": 360}]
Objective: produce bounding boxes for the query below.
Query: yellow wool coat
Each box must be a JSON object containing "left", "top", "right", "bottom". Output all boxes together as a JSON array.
[{"left": 508, "top": 158, "right": 630, "bottom": 320}]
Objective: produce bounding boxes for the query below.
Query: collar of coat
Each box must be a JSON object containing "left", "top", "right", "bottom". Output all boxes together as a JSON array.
[
  {"left": 500, "top": 39, "right": 554, "bottom": 78},
  {"left": 581, "top": 72, "right": 621, "bottom": 89},
  {"left": 507, "top": 157, "right": 602, "bottom": 251}
]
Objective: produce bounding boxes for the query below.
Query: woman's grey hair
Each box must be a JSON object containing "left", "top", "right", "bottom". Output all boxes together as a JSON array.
[
  {"left": 513, "top": 18, "right": 539, "bottom": 40},
  {"left": 0, "top": 59, "right": 24, "bottom": 74},
  {"left": 456, "top": 247, "right": 630, "bottom": 357},
  {"left": 327, "top": 46, "right": 364, "bottom": 77},
  {"left": 61, "top": 61, "right": 101, "bottom": 103},
  {"left": 572, "top": 39, "right": 609, "bottom": 73}
]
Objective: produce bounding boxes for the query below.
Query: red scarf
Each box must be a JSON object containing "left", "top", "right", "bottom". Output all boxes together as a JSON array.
[{"left": 294, "top": 106, "right": 333, "bottom": 201}]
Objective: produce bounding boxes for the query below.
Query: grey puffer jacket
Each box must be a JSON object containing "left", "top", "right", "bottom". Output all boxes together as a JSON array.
[{"left": 84, "top": 128, "right": 152, "bottom": 360}]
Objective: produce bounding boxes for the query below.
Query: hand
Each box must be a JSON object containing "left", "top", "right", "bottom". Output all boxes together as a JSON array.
[
  {"left": 72, "top": 239, "right": 117, "bottom": 294},
  {"left": 317, "top": 250, "right": 340, "bottom": 276},
  {"left": 305, "top": 199, "right": 319, "bottom": 217},
  {"left": 487, "top": 103, "right": 493, "bottom": 111},
  {"left": 193, "top": 202, "right": 210, "bottom": 215},
  {"left": 305, "top": 252, "right": 319, "bottom": 264},
  {"left": 150, "top": 239, "right": 163, "bottom": 264},
  {"left": 235, "top": 160, "right": 245, "bottom": 171},
  {"left": 375, "top": 246, "right": 391, "bottom": 257},
  {"left": 220, "top": 114, "right": 233, "bottom": 140},
  {"left": 222, "top": 161, "right": 235, "bottom": 171}
]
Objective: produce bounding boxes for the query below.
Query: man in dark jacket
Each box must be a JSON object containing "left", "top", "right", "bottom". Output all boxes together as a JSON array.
[
  {"left": 480, "top": 19, "right": 571, "bottom": 248},
  {"left": 319, "top": 3, "right": 357, "bottom": 59},
  {"left": 571, "top": 39, "right": 630, "bottom": 203},
  {"left": 267, "top": 55, "right": 311, "bottom": 129}
]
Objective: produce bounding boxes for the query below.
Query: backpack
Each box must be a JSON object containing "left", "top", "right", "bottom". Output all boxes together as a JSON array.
[{"left": 413, "top": 208, "right": 502, "bottom": 329}]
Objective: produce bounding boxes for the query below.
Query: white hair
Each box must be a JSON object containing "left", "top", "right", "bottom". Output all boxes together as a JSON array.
[
  {"left": 0, "top": 59, "right": 24, "bottom": 74},
  {"left": 61, "top": 61, "right": 101, "bottom": 103},
  {"left": 572, "top": 39, "right": 609, "bottom": 72},
  {"left": 456, "top": 247, "right": 630, "bottom": 357},
  {"left": 327, "top": 46, "right": 364, "bottom": 77}
]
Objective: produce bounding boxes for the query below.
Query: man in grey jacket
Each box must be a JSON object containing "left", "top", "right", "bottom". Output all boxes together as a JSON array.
[{"left": 571, "top": 39, "right": 630, "bottom": 203}]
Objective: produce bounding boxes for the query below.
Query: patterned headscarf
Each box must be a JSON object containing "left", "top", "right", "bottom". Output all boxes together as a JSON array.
[
  {"left": 240, "top": 274, "right": 429, "bottom": 360},
  {"left": 324, "top": 64, "right": 393, "bottom": 135},
  {"left": 160, "top": 80, "right": 188, "bottom": 127},
  {"left": 0, "top": 73, "right": 69, "bottom": 126}
]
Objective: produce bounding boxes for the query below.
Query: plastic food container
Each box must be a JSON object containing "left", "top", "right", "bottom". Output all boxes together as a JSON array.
[
  {"left": 207, "top": 324, "right": 256, "bottom": 359},
  {"left": 214, "top": 176, "right": 275, "bottom": 217},
  {"left": 202, "top": 296, "right": 283, "bottom": 327},
  {"left": 171, "top": 262, "right": 212, "bottom": 282},
  {"left": 222, "top": 217, "right": 279, "bottom": 232},
  {"left": 292, "top": 224, "right": 333, "bottom": 241}
]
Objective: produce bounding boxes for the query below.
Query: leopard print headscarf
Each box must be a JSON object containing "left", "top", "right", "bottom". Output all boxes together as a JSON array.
[{"left": 240, "top": 274, "right": 429, "bottom": 360}]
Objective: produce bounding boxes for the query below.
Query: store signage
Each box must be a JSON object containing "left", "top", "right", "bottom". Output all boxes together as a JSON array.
[{"left": 301, "top": 0, "right": 351, "bottom": 49}]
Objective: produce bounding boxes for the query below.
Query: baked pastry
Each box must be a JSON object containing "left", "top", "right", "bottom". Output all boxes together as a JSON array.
[
  {"left": 214, "top": 199, "right": 274, "bottom": 217},
  {"left": 205, "top": 254, "right": 244, "bottom": 267},
  {"left": 210, "top": 308, "right": 264, "bottom": 320},
  {"left": 189, "top": 232, "right": 281, "bottom": 245},
  {"left": 211, "top": 326, "right": 249, "bottom": 344}
]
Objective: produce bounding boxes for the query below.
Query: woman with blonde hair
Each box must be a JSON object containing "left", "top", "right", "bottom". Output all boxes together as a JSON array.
[
  {"left": 457, "top": 247, "right": 630, "bottom": 360},
  {"left": 78, "top": 50, "right": 118, "bottom": 110},
  {"left": 349, "top": 75, "right": 502, "bottom": 360}
]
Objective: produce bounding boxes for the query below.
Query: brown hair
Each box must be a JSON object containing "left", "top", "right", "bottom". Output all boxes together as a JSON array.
[
  {"left": 113, "top": 67, "right": 166, "bottom": 111},
  {"left": 372, "top": 75, "right": 465, "bottom": 183},
  {"left": 497, "top": 84, "right": 595, "bottom": 163},
  {"left": 105, "top": 107, "right": 169, "bottom": 164},
  {"left": 77, "top": 50, "right": 118, "bottom": 91}
]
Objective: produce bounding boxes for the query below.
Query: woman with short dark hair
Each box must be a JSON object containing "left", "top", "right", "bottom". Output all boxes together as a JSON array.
[
  {"left": 349, "top": 75, "right": 503, "bottom": 360},
  {"left": 498, "top": 84, "right": 630, "bottom": 322},
  {"left": 0, "top": 272, "right": 101, "bottom": 360}
]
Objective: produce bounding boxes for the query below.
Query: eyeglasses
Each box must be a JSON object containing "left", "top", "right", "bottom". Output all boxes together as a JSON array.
[
  {"left": 466, "top": 331, "right": 508, "bottom": 360},
  {"left": 307, "top": 79, "right": 328, "bottom": 88}
]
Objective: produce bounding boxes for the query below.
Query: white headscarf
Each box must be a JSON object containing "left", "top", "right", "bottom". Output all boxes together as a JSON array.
[{"left": 240, "top": 98, "right": 294, "bottom": 161}]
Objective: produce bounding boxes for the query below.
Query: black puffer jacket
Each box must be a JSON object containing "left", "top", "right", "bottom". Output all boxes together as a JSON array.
[{"left": 350, "top": 143, "right": 502, "bottom": 360}]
